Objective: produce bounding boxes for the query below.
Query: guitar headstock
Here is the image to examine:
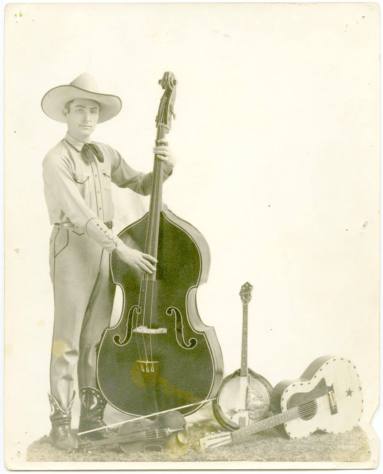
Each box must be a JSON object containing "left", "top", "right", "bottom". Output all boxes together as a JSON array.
[{"left": 240, "top": 282, "right": 253, "bottom": 305}]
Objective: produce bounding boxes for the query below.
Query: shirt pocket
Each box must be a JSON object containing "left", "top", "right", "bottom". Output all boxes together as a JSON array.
[
  {"left": 73, "top": 171, "right": 90, "bottom": 184},
  {"left": 73, "top": 171, "right": 90, "bottom": 196}
]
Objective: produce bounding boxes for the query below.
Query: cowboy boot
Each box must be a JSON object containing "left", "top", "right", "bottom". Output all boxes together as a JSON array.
[
  {"left": 78, "top": 387, "right": 108, "bottom": 439},
  {"left": 48, "top": 393, "right": 78, "bottom": 450}
]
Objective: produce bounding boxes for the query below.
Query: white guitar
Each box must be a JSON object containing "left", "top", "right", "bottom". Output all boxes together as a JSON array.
[{"left": 201, "top": 356, "right": 363, "bottom": 449}]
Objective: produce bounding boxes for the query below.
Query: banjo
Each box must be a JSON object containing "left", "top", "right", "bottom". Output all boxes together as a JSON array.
[{"left": 212, "top": 282, "right": 273, "bottom": 430}]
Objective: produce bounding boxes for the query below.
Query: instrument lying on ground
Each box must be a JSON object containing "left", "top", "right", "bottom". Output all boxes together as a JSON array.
[
  {"left": 97, "top": 72, "right": 223, "bottom": 416},
  {"left": 201, "top": 355, "right": 363, "bottom": 449},
  {"left": 213, "top": 282, "right": 272, "bottom": 430},
  {"left": 80, "top": 411, "right": 186, "bottom": 452}
]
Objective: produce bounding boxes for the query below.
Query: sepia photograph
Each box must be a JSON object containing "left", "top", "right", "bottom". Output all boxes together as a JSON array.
[{"left": 4, "top": 2, "right": 380, "bottom": 470}]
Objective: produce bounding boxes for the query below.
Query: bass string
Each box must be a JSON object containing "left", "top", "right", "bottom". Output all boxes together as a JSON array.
[
  {"left": 141, "top": 272, "right": 154, "bottom": 363},
  {"left": 139, "top": 179, "right": 160, "bottom": 365},
  {"left": 135, "top": 276, "right": 147, "bottom": 363},
  {"left": 147, "top": 156, "right": 163, "bottom": 364},
  {"left": 142, "top": 274, "right": 151, "bottom": 362},
  {"left": 148, "top": 276, "right": 156, "bottom": 362}
]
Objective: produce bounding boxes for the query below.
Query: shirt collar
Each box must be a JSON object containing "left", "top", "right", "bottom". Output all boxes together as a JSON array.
[{"left": 64, "top": 132, "right": 90, "bottom": 152}]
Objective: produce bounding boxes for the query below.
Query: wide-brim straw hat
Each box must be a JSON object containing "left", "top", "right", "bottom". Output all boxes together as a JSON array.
[{"left": 41, "top": 73, "right": 122, "bottom": 123}]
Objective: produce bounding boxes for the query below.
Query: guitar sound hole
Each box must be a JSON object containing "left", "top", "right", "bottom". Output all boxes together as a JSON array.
[{"left": 298, "top": 400, "right": 317, "bottom": 420}]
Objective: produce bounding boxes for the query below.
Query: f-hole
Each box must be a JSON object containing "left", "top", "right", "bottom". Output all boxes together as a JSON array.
[
  {"left": 166, "top": 306, "right": 198, "bottom": 349},
  {"left": 114, "top": 305, "right": 141, "bottom": 346}
]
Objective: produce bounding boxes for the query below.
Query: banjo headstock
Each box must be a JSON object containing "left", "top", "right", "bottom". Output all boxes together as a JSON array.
[{"left": 240, "top": 282, "right": 253, "bottom": 305}]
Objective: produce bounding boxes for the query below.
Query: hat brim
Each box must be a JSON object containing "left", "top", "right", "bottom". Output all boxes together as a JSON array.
[{"left": 41, "top": 84, "right": 122, "bottom": 123}]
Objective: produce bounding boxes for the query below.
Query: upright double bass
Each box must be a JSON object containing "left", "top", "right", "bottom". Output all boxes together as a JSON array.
[{"left": 97, "top": 72, "right": 223, "bottom": 416}]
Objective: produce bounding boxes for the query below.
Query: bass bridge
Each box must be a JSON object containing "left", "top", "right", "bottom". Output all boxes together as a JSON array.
[{"left": 133, "top": 325, "right": 167, "bottom": 335}]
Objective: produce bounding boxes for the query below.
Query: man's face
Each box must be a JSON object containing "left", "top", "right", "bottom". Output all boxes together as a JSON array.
[{"left": 64, "top": 98, "right": 100, "bottom": 141}]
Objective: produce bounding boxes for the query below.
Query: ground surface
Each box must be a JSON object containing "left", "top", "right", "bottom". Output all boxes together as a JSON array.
[{"left": 27, "top": 420, "right": 371, "bottom": 463}]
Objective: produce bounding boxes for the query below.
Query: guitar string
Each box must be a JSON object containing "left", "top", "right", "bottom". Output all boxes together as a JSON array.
[
  {"left": 225, "top": 398, "right": 318, "bottom": 440},
  {"left": 237, "top": 398, "right": 320, "bottom": 438}
]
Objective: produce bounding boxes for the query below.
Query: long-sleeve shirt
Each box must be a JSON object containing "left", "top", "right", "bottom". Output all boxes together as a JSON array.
[{"left": 43, "top": 133, "right": 171, "bottom": 252}]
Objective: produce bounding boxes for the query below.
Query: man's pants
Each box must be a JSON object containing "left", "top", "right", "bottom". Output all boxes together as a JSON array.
[{"left": 49, "top": 225, "right": 115, "bottom": 410}]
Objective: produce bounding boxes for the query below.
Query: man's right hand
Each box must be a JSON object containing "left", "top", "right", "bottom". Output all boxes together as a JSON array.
[{"left": 115, "top": 245, "right": 157, "bottom": 274}]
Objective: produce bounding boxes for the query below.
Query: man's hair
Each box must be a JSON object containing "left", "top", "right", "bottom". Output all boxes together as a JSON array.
[
  {"left": 63, "top": 99, "right": 101, "bottom": 114},
  {"left": 63, "top": 100, "right": 74, "bottom": 114}
]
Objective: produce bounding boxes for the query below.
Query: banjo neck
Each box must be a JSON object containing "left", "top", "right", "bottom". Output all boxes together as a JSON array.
[
  {"left": 240, "top": 302, "right": 249, "bottom": 377},
  {"left": 239, "top": 282, "right": 253, "bottom": 377}
]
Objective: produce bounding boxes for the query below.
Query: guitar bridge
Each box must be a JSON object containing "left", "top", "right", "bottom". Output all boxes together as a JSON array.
[{"left": 327, "top": 385, "right": 338, "bottom": 414}]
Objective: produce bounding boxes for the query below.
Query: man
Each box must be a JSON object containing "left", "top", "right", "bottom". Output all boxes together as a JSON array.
[{"left": 41, "top": 73, "right": 174, "bottom": 450}]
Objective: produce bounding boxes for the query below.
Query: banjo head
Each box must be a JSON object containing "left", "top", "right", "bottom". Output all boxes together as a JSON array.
[{"left": 213, "top": 369, "right": 273, "bottom": 431}]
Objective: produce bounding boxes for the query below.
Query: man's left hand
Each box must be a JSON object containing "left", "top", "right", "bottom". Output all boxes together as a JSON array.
[{"left": 153, "top": 140, "right": 176, "bottom": 174}]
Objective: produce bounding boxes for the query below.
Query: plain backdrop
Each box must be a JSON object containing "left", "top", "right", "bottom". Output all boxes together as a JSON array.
[{"left": 4, "top": 2, "right": 379, "bottom": 468}]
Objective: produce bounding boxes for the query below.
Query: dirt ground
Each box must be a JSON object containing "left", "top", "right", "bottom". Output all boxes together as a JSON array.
[{"left": 27, "top": 419, "right": 371, "bottom": 464}]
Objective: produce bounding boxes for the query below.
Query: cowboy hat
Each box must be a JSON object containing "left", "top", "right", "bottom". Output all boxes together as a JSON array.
[{"left": 41, "top": 73, "right": 122, "bottom": 123}]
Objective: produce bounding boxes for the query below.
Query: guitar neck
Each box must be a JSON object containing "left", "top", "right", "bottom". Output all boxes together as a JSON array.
[
  {"left": 240, "top": 303, "right": 248, "bottom": 377},
  {"left": 231, "top": 407, "right": 300, "bottom": 443}
]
